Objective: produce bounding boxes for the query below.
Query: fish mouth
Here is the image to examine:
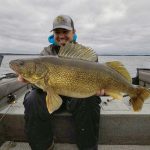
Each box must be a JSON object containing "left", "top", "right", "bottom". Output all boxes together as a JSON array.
[{"left": 9, "top": 60, "right": 22, "bottom": 75}]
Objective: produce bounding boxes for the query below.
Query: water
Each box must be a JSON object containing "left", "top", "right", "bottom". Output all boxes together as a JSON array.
[
  {"left": 0, "top": 55, "right": 150, "bottom": 77},
  {"left": 0, "top": 55, "right": 38, "bottom": 76},
  {"left": 98, "top": 55, "right": 150, "bottom": 77}
]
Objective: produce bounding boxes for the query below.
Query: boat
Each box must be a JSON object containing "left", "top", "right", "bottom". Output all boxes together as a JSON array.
[
  {"left": 0, "top": 68, "right": 150, "bottom": 149},
  {"left": 137, "top": 68, "right": 150, "bottom": 88}
]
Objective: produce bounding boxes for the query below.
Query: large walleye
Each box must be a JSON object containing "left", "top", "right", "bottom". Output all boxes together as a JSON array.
[{"left": 9, "top": 43, "right": 150, "bottom": 113}]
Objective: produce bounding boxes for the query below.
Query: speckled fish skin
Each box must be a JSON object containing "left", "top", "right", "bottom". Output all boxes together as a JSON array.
[
  {"left": 9, "top": 55, "right": 150, "bottom": 112},
  {"left": 38, "top": 56, "right": 131, "bottom": 97},
  {"left": 10, "top": 57, "right": 126, "bottom": 95}
]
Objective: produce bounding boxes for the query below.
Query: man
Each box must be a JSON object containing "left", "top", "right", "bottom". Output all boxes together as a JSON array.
[{"left": 19, "top": 15, "right": 103, "bottom": 150}]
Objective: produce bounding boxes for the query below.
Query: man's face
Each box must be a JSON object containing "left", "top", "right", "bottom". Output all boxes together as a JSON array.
[{"left": 53, "top": 28, "right": 75, "bottom": 46}]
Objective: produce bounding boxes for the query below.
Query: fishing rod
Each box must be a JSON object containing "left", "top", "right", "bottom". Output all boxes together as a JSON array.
[
  {"left": 0, "top": 93, "right": 16, "bottom": 122},
  {"left": 0, "top": 73, "right": 18, "bottom": 80}
]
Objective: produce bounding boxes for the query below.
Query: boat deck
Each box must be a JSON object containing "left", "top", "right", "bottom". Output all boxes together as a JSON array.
[
  {"left": 1, "top": 91, "right": 150, "bottom": 115},
  {"left": 0, "top": 87, "right": 150, "bottom": 145},
  {"left": 1, "top": 141, "right": 150, "bottom": 150},
  {"left": 0, "top": 86, "right": 150, "bottom": 115}
]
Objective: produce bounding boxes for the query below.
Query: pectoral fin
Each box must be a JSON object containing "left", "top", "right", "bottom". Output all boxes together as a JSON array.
[
  {"left": 46, "top": 88, "right": 62, "bottom": 114},
  {"left": 105, "top": 90, "right": 123, "bottom": 100}
]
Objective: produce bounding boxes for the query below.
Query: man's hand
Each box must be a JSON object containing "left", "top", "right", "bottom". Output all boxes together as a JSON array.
[
  {"left": 96, "top": 89, "right": 105, "bottom": 96},
  {"left": 17, "top": 75, "right": 28, "bottom": 83}
]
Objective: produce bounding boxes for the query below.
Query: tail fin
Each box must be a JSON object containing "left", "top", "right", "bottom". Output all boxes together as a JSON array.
[{"left": 130, "top": 87, "right": 150, "bottom": 111}]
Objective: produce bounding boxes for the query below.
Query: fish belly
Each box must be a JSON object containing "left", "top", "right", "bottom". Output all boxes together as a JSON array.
[{"left": 54, "top": 88, "right": 97, "bottom": 98}]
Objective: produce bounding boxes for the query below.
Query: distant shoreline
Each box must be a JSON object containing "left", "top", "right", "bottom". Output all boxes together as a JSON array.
[
  {"left": 98, "top": 54, "right": 150, "bottom": 56},
  {"left": 0, "top": 53, "right": 150, "bottom": 56},
  {"left": 0, "top": 53, "right": 39, "bottom": 55}
]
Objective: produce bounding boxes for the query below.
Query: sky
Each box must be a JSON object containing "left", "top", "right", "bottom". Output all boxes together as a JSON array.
[{"left": 0, "top": 0, "right": 150, "bottom": 55}]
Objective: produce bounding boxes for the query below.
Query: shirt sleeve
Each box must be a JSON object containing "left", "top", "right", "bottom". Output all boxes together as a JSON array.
[{"left": 40, "top": 45, "right": 53, "bottom": 56}]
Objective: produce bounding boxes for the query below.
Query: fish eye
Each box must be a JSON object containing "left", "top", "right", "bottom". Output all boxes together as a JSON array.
[{"left": 18, "top": 60, "right": 24, "bottom": 66}]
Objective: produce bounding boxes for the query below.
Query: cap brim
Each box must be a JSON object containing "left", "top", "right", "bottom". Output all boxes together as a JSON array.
[{"left": 50, "top": 25, "right": 72, "bottom": 32}]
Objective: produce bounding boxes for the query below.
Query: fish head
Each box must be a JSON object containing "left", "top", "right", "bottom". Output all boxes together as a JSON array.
[{"left": 9, "top": 58, "right": 48, "bottom": 83}]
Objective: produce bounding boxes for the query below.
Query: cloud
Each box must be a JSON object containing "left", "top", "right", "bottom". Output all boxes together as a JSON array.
[{"left": 0, "top": 0, "right": 150, "bottom": 54}]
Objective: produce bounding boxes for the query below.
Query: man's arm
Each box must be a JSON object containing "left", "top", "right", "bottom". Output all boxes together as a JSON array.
[{"left": 40, "top": 45, "right": 54, "bottom": 56}]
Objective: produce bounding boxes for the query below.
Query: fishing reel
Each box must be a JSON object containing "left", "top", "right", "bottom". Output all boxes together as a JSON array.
[{"left": 7, "top": 93, "right": 16, "bottom": 104}]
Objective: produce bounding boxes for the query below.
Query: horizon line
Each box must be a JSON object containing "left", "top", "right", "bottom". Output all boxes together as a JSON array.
[{"left": 0, "top": 53, "right": 150, "bottom": 56}]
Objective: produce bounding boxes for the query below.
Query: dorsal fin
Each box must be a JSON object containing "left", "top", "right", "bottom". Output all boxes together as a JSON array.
[
  {"left": 106, "top": 61, "right": 132, "bottom": 83},
  {"left": 58, "top": 43, "right": 97, "bottom": 62}
]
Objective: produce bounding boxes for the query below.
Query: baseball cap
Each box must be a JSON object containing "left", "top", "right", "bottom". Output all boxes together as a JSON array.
[{"left": 51, "top": 15, "right": 75, "bottom": 31}]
